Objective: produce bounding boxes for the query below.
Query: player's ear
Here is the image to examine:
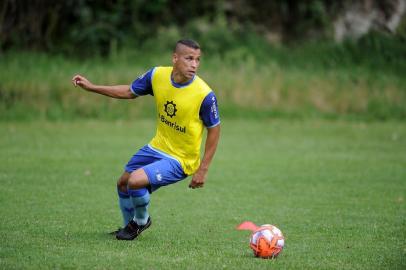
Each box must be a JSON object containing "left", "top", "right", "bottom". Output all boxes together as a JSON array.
[{"left": 172, "top": 53, "right": 178, "bottom": 64}]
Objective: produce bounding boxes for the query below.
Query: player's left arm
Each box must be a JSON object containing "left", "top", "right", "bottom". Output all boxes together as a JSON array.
[
  {"left": 189, "top": 124, "right": 220, "bottom": 189},
  {"left": 189, "top": 91, "right": 221, "bottom": 189}
]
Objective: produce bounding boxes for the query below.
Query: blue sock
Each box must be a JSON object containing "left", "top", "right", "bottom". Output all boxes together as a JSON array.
[
  {"left": 117, "top": 189, "right": 134, "bottom": 227},
  {"left": 128, "top": 188, "right": 150, "bottom": 226}
]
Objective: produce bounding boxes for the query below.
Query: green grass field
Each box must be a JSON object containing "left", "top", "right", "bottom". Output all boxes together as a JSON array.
[{"left": 0, "top": 119, "right": 405, "bottom": 269}]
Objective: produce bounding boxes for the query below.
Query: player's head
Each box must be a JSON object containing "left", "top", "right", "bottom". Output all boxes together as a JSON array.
[
  {"left": 174, "top": 39, "right": 200, "bottom": 52},
  {"left": 172, "top": 39, "right": 201, "bottom": 83}
]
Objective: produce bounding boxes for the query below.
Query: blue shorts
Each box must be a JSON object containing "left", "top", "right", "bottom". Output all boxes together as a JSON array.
[{"left": 125, "top": 144, "right": 188, "bottom": 192}]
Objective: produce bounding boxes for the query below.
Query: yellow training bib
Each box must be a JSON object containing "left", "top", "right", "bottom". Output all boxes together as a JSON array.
[{"left": 149, "top": 67, "right": 212, "bottom": 175}]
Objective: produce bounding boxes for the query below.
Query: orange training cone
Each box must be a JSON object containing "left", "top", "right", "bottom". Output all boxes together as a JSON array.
[{"left": 236, "top": 221, "right": 259, "bottom": 232}]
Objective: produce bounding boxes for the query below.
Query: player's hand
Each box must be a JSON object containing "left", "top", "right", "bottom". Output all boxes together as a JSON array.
[
  {"left": 71, "top": 74, "right": 93, "bottom": 90},
  {"left": 189, "top": 168, "right": 207, "bottom": 189}
]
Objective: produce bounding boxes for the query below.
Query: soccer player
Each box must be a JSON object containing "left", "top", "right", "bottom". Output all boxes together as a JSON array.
[{"left": 71, "top": 39, "right": 220, "bottom": 240}]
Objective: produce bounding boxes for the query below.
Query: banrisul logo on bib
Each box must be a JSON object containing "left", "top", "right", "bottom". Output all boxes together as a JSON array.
[
  {"left": 159, "top": 101, "right": 186, "bottom": 133},
  {"left": 164, "top": 101, "right": 177, "bottom": 118}
]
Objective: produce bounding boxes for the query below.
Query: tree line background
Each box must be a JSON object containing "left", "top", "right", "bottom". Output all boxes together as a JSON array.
[{"left": 2, "top": 0, "right": 405, "bottom": 56}]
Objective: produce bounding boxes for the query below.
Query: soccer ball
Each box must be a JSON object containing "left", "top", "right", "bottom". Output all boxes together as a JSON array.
[{"left": 249, "top": 224, "right": 285, "bottom": 259}]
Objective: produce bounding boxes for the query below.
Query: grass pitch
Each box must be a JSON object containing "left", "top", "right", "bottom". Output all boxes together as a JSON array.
[{"left": 0, "top": 119, "right": 405, "bottom": 269}]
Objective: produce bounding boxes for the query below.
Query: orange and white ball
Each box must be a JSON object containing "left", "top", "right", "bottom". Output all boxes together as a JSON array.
[{"left": 249, "top": 224, "right": 285, "bottom": 259}]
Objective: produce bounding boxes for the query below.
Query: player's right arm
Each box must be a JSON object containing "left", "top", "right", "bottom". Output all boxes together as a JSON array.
[{"left": 71, "top": 74, "right": 136, "bottom": 99}]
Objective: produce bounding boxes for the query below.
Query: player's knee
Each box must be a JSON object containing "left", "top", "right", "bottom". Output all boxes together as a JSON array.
[
  {"left": 128, "top": 174, "right": 140, "bottom": 189},
  {"left": 117, "top": 173, "right": 129, "bottom": 192},
  {"left": 128, "top": 169, "right": 148, "bottom": 189},
  {"left": 117, "top": 181, "right": 126, "bottom": 193}
]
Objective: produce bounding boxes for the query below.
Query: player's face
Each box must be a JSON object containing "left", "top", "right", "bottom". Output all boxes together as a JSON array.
[{"left": 172, "top": 45, "right": 201, "bottom": 83}]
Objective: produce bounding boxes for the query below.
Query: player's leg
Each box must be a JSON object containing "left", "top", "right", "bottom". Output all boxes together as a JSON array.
[
  {"left": 116, "top": 171, "right": 134, "bottom": 227},
  {"left": 126, "top": 158, "right": 187, "bottom": 227},
  {"left": 127, "top": 169, "right": 151, "bottom": 226},
  {"left": 116, "top": 145, "right": 187, "bottom": 240},
  {"left": 116, "top": 168, "right": 151, "bottom": 240},
  {"left": 115, "top": 145, "right": 159, "bottom": 233}
]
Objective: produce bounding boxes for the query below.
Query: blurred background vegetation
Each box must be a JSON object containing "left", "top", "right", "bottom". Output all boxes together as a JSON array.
[{"left": 1, "top": 0, "right": 405, "bottom": 121}]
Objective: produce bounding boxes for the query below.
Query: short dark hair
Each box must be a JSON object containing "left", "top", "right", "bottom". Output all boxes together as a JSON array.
[{"left": 174, "top": 39, "right": 200, "bottom": 52}]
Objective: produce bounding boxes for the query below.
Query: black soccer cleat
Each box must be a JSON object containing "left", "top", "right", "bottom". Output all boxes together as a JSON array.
[{"left": 115, "top": 217, "right": 152, "bottom": 240}]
